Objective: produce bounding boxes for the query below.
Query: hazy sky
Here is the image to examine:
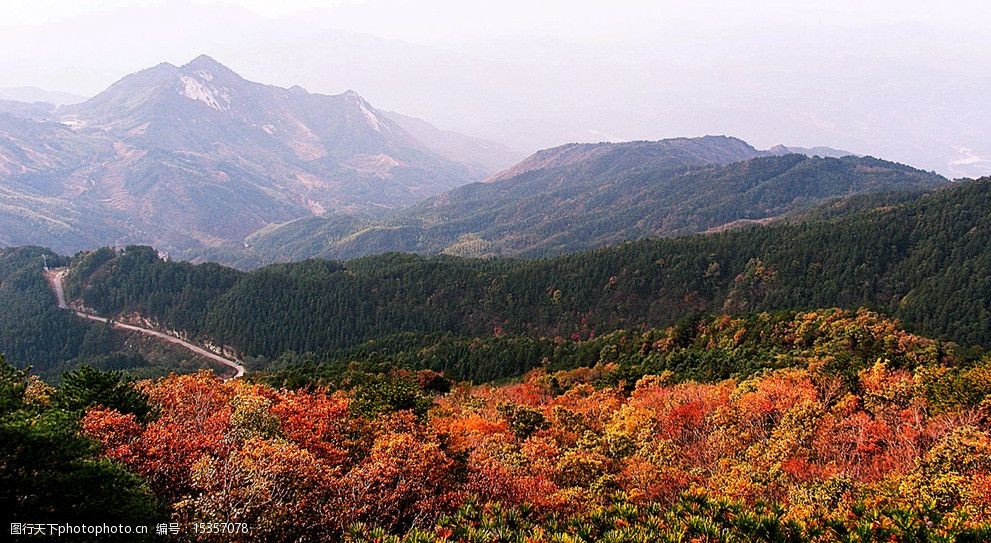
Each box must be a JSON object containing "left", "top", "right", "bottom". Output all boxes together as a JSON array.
[
  {"left": 5, "top": 1, "right": 987, "bottom": 39},
  {"left": 2, "top": 0, "right": 989, "bottom": 176}
]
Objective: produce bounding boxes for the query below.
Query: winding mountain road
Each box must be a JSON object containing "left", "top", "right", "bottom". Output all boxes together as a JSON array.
[{"left": 45, "top": 268, "right": 245, "bottom": 379}]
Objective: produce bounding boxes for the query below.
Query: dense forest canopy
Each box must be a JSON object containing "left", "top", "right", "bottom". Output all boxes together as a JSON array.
[
  {"left": 5, "top": 310, "right": 990, "bottom": 541},
  {"left": 0, "top": 247, "right": 228, "bottom": 380},
  {"left": 213, "top": 151, "right": 948, "bottom": 266},
  {"left": 0, "top": 247, "right": 112, "bottom": 378},
  {"left": 29, "top": 178, "right": 988, "bottom": 380},
  {"left": 2, "top": 176, "right": 990, "bottom": 541}
]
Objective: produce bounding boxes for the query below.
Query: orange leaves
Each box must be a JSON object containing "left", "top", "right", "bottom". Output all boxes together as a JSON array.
[
  {"left": 81, "top": 407, "right": 142, "bottom": 460},
  {"left": 270, "top": 388, "right": 352, "bottom": 466},
  {"left": 141, "top": 371, "right": 234, "bottom": 430},
  {"left": 133, "top": 418, "right": 227, "bottom": 499},
  {"left": 860, "top": 359, "right": 915, "bottom": 410},
  {"left": 631, "top": 381, "right": 730, "bottom": 456},
  {"left": 619, "top": 455, "right": 693, "bottom": 504},
  {"left": 77, "top": 331, "right": 991, "bottom": 537},
  {"left": 815, "top": 411, "right": 886, "bottom": 477},
  {"left": 464, "top": 453, "right": 561, "bottom": 510},
  {"left": 729, "top": 369, "right": 818, "bottom": 434},
  {"left": 339, "top": 414, "right": 459, "bottom": 531},
  {"left": 442, "top": 414, "right": 510, "bottom": 454},
  {"left": 434, "top": 358, "right": 989, "bottom": 523},
  {"left": 184, "top": 437, "right": 334, "bottom": 540},
  {"left": 971, "top": 473, "right": 991, "bottom": 514},
  {"left": 520, "top": 435, "right": 561, "bottom": 474},
  {"left": 779, "top": 456, "right": 816, "bottom": 483},
  {"left": 499, "top": 381, "right": 549, "bottom": 406}
]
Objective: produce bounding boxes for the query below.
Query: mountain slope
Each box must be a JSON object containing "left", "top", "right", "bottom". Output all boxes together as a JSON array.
[
  {"left": 48, "top": 178, "right": 991, "bottom": 368},
  {"left": 0, "top": 86, "right": 86, "bottom": 105},
  {"left": 766, "top": 144, "right": 856, "bottom": 159},
  {"left": 0, "top": 55, "right": 483, "bottom": 253},
  {"left": 382, "top": 110, "right": 522, "bottom": 178},
  {"left": 242, "top": 138, "right": 945, "bottom": 263},
  {"left": 484, "top": 135, "right": 765, "bottom": 183},
  {"left": 0, "top": 113, "right": 126, "bottom": 253}
]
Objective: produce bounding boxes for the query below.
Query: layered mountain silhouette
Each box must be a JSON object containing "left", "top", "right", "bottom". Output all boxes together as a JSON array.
[
  {"left": 0, "top": 86, "right": 86, "bottom": 105},
  {"left": 0, "top": 58, "right": 945, "bottom": 262},
  {"left": 228, "top": 136, "right": 945, "bottom": 265},
  {"left": 0, "top": 55, "right": 510, "bottom": 252}
]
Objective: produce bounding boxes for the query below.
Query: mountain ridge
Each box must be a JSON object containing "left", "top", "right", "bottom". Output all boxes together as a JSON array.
[
  {"left": 0, "top": 55, "right": 510, "bottom": 254},
  {"left": 25, "top": 176, "right": 989, "bottom": 372},
  {"left": 0, "top": 56, "right": 944, "bottom": 265},
  {"left": 229, "top": 138, "right": 945, "bottom": 266},
  {"left": 0, "top": 86, "right": 86, "bottom": 105}
]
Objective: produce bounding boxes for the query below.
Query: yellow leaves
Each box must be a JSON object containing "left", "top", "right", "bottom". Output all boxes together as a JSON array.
[
  {"left": 185, "top": 437, "right": 331, "bottom": 539},
  {"left": 915, "top": 360, "right": 991, "bottom": 413},
  {"left": 919, "top": 472, "right": 971, "bottom": 512},
  {"left": 602, "top": 404, "right": 655, "bottom": 459},
  {"left": 229, "top": 392, "right": 280, "bottom": 441},
  {"left": 549, "top": 366, "right": 613, "bottom": 392},
  {"left": 23, "top": 375, "right": 54, "bottom": 407},
  {"left": 554, "top": 447, "right": 611, "bottom": 489},
  {"left": 785, "top": 474, "right": 856, "bottom": 523},
  {"left": 761, "top": 400, "right": 823, "bottom": 465},
  {"left": 882, "top": 426, "right": 991, "bottom": 518},
  {"left": 548, "top": 405, "right": 587, "bottom": 440},
  {"left": 78, "top": 331, "right": 991, "bottom": 536},
  {"left": 432, "top": 359, "right": 989, "bottom": 525},
  {"left": 921, "top": 426, "right": 991, "bottom": 477},
  {"left": 520, "top": 436, "right": 561, "bottom": 474},
  {"left": 859, "top": 359, "right": 915, "bottom": 411},
  {"left": 728, "top": 369, "right": 818, "bottom": 442},
  {"left": 633, "top": 372, "right": 672, "bottom": 391}
]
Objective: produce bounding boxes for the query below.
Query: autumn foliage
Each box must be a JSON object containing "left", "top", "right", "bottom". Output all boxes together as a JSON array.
[{"left": 78, "top": 310, "right": 991, "bottom": 542}]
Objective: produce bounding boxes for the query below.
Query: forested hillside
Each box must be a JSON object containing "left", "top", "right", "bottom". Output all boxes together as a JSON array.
[
  {"left": 0, "top": 56, "right": 495, "bottom": 255},
  {"left": 237, "top": 149, "right": 945, "bottom": 264},
  {"left": 8, "top": 310, "right": 988, "bottom": 541},
  {"left": 0, "top": 247, "right": 229, "bottom": 379},
  {"left": 5, "top": 180, "right": 991, "bottom": 542},
  {"left": 0, "top": 248, "right": 89, "bottom": 372},
  {"left": 254, "top": 309, "right": 970, "bottom": 391},
  {"left": 55, "top": 178, "right": 991, "bottom": 374}
]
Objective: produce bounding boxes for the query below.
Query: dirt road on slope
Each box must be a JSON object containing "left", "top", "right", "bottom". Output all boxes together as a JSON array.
[{"left": 45, "top": 268, "right": 245, "bottom": 379}]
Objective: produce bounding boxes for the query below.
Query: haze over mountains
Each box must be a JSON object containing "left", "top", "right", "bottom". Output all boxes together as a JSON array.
[
  {"left": 0, "top": 86, "right": 86, "bottom": 105},
  {"left": 3, "top": 2, "right": 987, "bottom": 179},
  {"left": 0, "top": 56, "right": 516, "bottom": 253},
  {"left": 218, "top": 137, "right": 944, "bottom": 266},
  {"left": 0, "top": 55, "right": 950, "bottom": 267}
]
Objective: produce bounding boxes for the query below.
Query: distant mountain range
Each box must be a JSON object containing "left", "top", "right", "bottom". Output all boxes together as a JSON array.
[
  {"left": 0, "top": 57, "right": 946, "bottom": 263},
  {"left": 0, "top": 55, "right": 515, "bottom": 253},
  {"left": 766, "top": 145, "right": 856, "bottom": 159},
  {"left": 0, "top": 86, "right": 86, "bottom": 105},
  {"left": 219, "top": 136, "right": 943, "bottom": 266},
  {"left": 381, "top": 110, "right": 522, "bottom": 180},
  {"left": 17, "top": 176, "right": 986, "bottom": 376}
]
